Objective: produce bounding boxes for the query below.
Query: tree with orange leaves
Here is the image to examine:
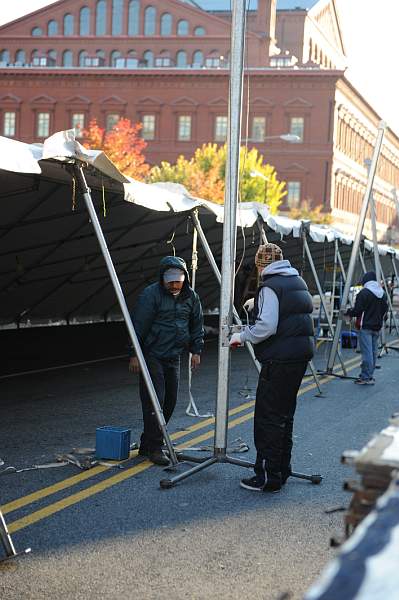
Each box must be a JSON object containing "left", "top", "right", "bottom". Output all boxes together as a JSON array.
[{"left": 83, "top": 118, "right": 150, "bottom": 181}]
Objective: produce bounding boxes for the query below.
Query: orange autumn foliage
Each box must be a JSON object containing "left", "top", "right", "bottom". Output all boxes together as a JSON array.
[{"left": 83, "top": 118, "right": 150, "bottom": 180}]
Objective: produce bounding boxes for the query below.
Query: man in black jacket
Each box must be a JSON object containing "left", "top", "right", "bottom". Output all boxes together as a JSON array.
[
  {"left": 345, "top": 271, "right": 388, "bottom": 385},
  {"left": 129, "top": 256, "right": 204, "bottom": 465},
  {"left": 230, "top": 243, "right": 314, "bottom": 492}
]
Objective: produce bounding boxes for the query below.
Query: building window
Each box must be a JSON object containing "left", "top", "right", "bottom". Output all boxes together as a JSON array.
[
  {"left": 177, "top": 20, "right": 189, "bottom": 35},
  {"left": 142, "top": 114, "right": 155, "bottom": 140},
  {"left": 251, "top": 117, "right": 266, "bottom": 142},
  {"left": 3, "top": 112, "right": 16, "bottom": 137},
  {"left": 0, "top": 50, "right": 10, "bottom": 64},
  {"left": 192, "top": 50, "right": 203, "bottom": 67},
  {"left": 205, "top": 56, "right": 221, "bottom": 68},
  {"left": 106, "top": 113, "right": 120, "bottom": 130},
  {"left": 47, "top": 20, "right": 58, "bottom": 36},
  {"left": 194, "top": 26, "right": 205, "bottom": 36},
  {"left": 155, "top": 53, "right": 172, "bottom": 67},
  {"left": 160, "top": 13, "right": 172, "bottom": 35},
  {"left": 15, "top": 50, "right": 26, "bottom": 64},
  {"left": 80, "top": 7, "right": 91, "bottom": 35},
  {"left": 47, "top": 50, "right": 57, "bottom": 66},
  {"left": 178, "top": 115, "right": 191, "bottom": 141},
  {"left": 215, "top": 116, "right": 228, "bottom": 141},
  {"left": 32, "top": 27, "right": 43, "bottom": 36},
  {"left": 126, "top": 50, "right": 138, "bottom": 68},
  {"left": 287, "top": 181, "right": 301, "bottom": 207},
  {"left": 62, "top": 50, "right": 73, "bottom": 67},
  {"left": 176, "top": 50, "right": 187, "bottom": 67},
  {"left": 128, "top": 0, "right": 140, "bottom": 35},
  {"left": 96, "top": 0, "right": 107, "bottom": 35},
  {"left": 37, "top": 112, "right": 50, "bottom": 137},
  {"left": 79, "top": 51, "right": 89, "bottom": 66},
  {"left": 72, "top": 113, "right": 85, "bottom": 137},
  {"left": 64, "top": 14, "right": 74, "bottom": 36},
  {"left": 143, "top": 50, "right": 154, "bottom": 67},
  {"left": 112, "top": 0, "right": 124, "bottom": 35},
  {"left": 111, "top": 50, "right": 122, "bottom": 66},
  {"left": 144, "top": 6, "right": 156, "bottom": 36},
  {"left": 290, "top": 117, "right": 304, "bottom": 142}
]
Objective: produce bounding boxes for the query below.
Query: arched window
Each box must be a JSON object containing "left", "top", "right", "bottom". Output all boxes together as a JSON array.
[
  {"left": 176, "top": 50, "right": 187, "bottom": 67},
  {"left": 0, "top": 49, "right": 10, "bottom": 63},
  {"left": 31, "top": 50, "right": 39, "bottom": 61},
  {"left": 64, "top": 14, "right": 74, "bottom": 36},
  {"left": 127, "top": 49, "right": 138, "bottom": 67},
  {"left": 128, "top": 0, "right": 140, "bottom": 35},
  {"left": 48, "top": 20, "right": 58, "bottom": 35},
  {"left": 112, "top": 0, "right": 124, "bottom": 35},
  {"left": 80, "top": 7, "right": 90, "bottom": 35},
  {"left": 15, "top": 49, "right": 26, "bottom": 64},
  {"left": 32, "top": 27, "right": 43, "bottom": 36},
  {"left": 144, "top": 6, "right": 156, "bottom": 36},
  {"left": 177, "top": 20, "right": 189, "bottom": 35},
  {"left": 96, "top": 0, "right": 107, "bottom": 35},
  {"left": 79, "top": 50, "right": 89, "bottom": 66},
  {"left": 143, "top": 50, "right": 154, "bottom": 67},
  {"left": 96, "top": 49, "right": 106, "bottom": 63},
  {"left": 62, "top": 50, "right": 73, "bottom": 67},
  {"left": 160, "top": 13, "right": 172, "bottom": 35},
  {"left": 192, "top": 50, "right": 203, "bottom": 67},
  {"left": 48, "top": 49, "right": 57, "bottom": 65},
  {"left": 194, "top": 26, "right": 205, "bottom": 36},
  {"left": 111, "top": 50, "right": 122, "bottom": 66}
]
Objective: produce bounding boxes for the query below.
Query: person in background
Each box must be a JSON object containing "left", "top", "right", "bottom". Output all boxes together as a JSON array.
[
  {"left": 345, "top": 271, "right": 388, "bottom": 385},
  {"left": 129, "top": 256, "right": 204, "bottom": 465},
  {"left": 230, "top": 243, "right": 314, "bottom": 493}
]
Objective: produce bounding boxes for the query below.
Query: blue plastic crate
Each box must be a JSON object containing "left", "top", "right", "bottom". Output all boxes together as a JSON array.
[
  {"left": 96, "top": 426, "right": 131, "bottom": 460},
  {"left": 341, "top": 330, "right": 357, "bottom": 349}
]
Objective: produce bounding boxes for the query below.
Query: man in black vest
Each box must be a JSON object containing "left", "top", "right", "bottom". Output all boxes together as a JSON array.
[{"left": 230, "top": 243, "right": 314, "bottom": 492}]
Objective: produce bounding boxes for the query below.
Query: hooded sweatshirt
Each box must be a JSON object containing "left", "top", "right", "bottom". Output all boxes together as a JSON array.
[
  {"left": 241, "top": 260, "right": 298, "bottom": 344},
  {"left": 347, "top": 280, "right": 388, "bottom": 331}
]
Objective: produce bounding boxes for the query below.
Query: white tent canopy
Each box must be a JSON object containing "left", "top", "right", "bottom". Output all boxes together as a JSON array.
[{"left": 0, "top": 130, "right": 397, "bottom": 329}]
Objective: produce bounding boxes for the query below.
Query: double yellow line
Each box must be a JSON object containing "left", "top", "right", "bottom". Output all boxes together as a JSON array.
[{"left": 3, "top": 355, "right": 362, "bottom": 533}]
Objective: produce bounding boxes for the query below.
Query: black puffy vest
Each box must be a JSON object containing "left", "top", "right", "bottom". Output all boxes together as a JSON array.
[{"left": 253, "top": 273, "right": 315, "bottom": 363}]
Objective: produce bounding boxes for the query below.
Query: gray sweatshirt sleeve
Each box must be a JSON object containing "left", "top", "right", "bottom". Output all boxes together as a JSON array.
[{"left": 240, "top": 287, "right": 279, "bottom": 344}]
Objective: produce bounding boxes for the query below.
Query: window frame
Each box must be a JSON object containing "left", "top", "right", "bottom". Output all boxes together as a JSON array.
[
  {"left": 3, "top": 111, "right": 16, "bottom": 137},
  {"left": 214, "top": 115, "right": 228, "bottom": 142},
  {"left": 177, "top": 114, "right": 192, "bottom": 141},
  {"left": 286, "top": 181, "right": 301, "bottom": 208},
  {"left": 141, "top": 114, "right": 156, "bottom": 140}
]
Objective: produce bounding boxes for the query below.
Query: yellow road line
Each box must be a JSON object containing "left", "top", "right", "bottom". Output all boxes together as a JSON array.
[
  {"left": 2, "top": 354, "right": 361, "bottom": 517},
  {"left": 7, "top": 358, "right": 361, "bottom": 533}
]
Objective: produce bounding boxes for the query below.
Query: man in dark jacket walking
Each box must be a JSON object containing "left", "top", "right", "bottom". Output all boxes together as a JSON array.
[
  {"left": 345, "top": 271, "right": 388, "bottom": 385},
  {"left": 230, "top": 243, "right": 314, "bottom": 492},
  {"left": 129, "top": 256, "right": 204, "bottom": 465}
]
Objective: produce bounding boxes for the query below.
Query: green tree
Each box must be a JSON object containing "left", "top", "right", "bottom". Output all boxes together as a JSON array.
[
  {"left": 148, "top": 144, "right": 286, "bottom": 213},
  {"left": 289, "top": 200, "right": 332, "bottom": 224}
]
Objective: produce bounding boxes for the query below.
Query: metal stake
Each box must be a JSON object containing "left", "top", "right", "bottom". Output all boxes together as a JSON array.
[
  {"left": 73, "top": 164, "right": 179, "bottom": 466},
  {"left": 326, "top": 122, "right": 386, "bottom": 373}
]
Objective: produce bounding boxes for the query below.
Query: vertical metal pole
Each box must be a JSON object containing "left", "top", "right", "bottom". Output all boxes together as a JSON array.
[
  {"left": 214, "top": 0, "right": 246, "bottom": 453},
  {"left": 359, "top": 249, "right": 367, "bottom": 274},
  {"left": 326, "top": 122, "right": 386, "bottom": 372},
  {"left": 74, "top": 165, "right": 178, "bottom": 465}
]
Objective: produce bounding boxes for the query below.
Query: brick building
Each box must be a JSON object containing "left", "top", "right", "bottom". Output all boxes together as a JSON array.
[{"left": 0, "top": 0, "right": 398, "bottom": 239}]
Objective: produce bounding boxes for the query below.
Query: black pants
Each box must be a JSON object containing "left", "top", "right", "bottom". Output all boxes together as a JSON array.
[
  {"left": 254, "top": 360, "right": 308, "bottom": 483},
  {"left": 139, "top": 355, "right": 180, "bottom": 452}
]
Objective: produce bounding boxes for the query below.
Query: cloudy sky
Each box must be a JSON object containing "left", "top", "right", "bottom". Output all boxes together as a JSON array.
[{"left": 1, "top": 0, "right": 398, "bottom": 134}]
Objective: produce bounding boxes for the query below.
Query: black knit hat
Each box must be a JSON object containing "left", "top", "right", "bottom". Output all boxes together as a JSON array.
[{"left": 362, "top": 271, "right": 376, "bottom": 285}]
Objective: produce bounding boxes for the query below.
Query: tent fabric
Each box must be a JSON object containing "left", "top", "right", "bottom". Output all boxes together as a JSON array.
[{"left": 0, "top": 130, "right": 398, "bottom": 329}]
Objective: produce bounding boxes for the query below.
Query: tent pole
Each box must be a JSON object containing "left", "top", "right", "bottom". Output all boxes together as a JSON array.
[
  {"left": 325, "top": 122, "right": 386, "bottom": 374},
  {"left": 73, "top": 164, "right": 179, "bottom": 467},
  {"left": 186, "top": 211, "right": 213, "bottom": 418},
  {"left": 301, "top": 226, "right": 348, "bottom": 376}
]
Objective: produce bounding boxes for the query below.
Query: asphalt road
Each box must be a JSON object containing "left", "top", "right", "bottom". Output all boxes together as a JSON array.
[{"left": 1, "top": 337, "right": 399, "bottom": 600}]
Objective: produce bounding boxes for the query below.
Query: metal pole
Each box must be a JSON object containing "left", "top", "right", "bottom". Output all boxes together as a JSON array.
[
  {"left": 302, "top": 231, "right": 347, "bottom": 373},
  {"left": 0, "top": 509, "right": 17, "bottom": 558},
  {"left": 359, "top": 247, "right": 367, "bottom": 274},
  {"left": 74, "top": 165, "right": 179, "bottom": 466},
  {"left": 326, "top": 122, "right": 386, "bottom": 373}
]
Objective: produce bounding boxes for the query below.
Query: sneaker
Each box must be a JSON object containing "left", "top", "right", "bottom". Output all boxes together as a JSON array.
[
  {"left": 240, "top": 475, "right": 281, "bottom": 493},
  {"left": 354, "top": 378, "right": 374, "bottom": 385},
  {"left": 240, "top": 475, "right": 265, "bottom": 491},
  {"left": 138, "top": 448, "right": 170, "bottom": 466}
]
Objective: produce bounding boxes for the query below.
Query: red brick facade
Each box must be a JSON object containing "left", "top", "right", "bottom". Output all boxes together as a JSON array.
[{"left": 0, "top": 0, "right": 398, "bottom": 239}]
